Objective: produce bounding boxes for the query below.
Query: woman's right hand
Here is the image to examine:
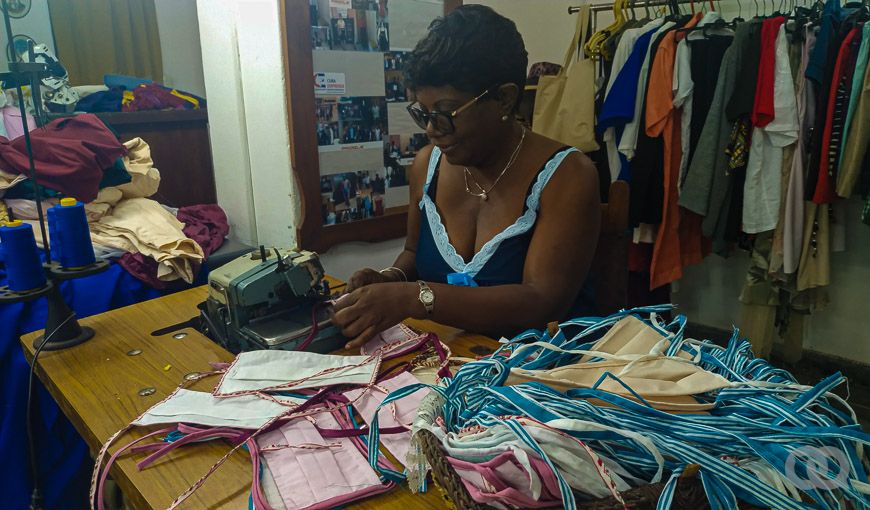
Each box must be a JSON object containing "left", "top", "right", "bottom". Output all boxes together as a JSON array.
[{"left": 346, "top": 268, "right": 392, "bottom": 292}]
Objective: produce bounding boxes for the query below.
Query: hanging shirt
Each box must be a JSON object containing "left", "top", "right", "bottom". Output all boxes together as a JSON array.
[
  {"left": 743, "top": 25, "right": 799, "bottom": 234},
  {"left": 629, "top": 27, "right": 674, "bottom": 227},
  {"left": 599, "top": 20, "right": 662, "bottom": 183},
  {"left": 837, "top": 22, "right": 870, "bottom": 196},
  {"left": 751, "top": 16, "right": 787, "bottom": 127},
  {"left": 805, "top": 7, "right": 861, "bottom": 199},
  {"left": 805, "top": 0, "right": 843, "bottom": 84},
  {"left": 687, "top": 34, "right": 734, "bottom": 166},
  {"left": 726, "top": 20, "right": 764, "bottom": 122},
  {"left": 813, "top": 27, "right": 861, "bottom": 204},
  {"left": 675, "top": 12, "right": 729, "bottom": 188},
  {"left": 673, "top": 38, "right": 694, "bottom": 189},
  {"left": 783, "top": 26, "right": 816, "bottom": 275},
  {"left": 838, "top": 25, "right": 870, "bottom": 198},
  {"left": 619, "top": 21, "right": 676, "bottom": 161},
  {"left": 646, "top": 13, "right": 704, "bottom": 289},
  {"left": 679, "top": 30, "right": 743, "bottom": 251}
]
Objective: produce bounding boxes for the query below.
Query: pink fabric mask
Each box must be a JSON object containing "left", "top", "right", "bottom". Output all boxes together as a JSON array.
[
  {"left": 344, "top": 371, "right": 428, "bottom": 465},
  {"left": 254, "top": 409, "right": 393, "bottom": 510}
]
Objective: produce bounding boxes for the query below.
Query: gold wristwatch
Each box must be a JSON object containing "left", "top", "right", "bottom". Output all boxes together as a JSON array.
[{"left": 417, "top": 280, "right": 435, "bottom": 315}]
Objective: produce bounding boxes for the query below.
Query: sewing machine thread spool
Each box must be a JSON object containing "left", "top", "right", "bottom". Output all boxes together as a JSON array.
[
  {"left": 0, "top": 220, "right": 47, "bottom": 292},
  {"left": 48, "top": 198, "right": 95, "bottom": 269}
]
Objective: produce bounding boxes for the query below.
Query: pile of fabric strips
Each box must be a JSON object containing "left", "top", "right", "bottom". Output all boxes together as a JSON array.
[
  {"left": 366, "top": 306, "right": 870, "bottom": 510},
  {"left": 90, "top": 308, "right": 868, "bottom": 509}
]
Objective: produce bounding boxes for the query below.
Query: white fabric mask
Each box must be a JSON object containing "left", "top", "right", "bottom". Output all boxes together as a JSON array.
[
  {"left": 133, "top": 389, "right": 303, "bottom": 429},
  {"left": 214, "top": 350, "right": 381, "bottom": 396}
]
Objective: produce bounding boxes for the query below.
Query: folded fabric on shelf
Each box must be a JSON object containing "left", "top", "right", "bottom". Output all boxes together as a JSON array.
[
  {"left": 75, "top": 88, "right": 123, "bottom": 113},
  {"left": 122, "top": 83, "right": 194, "bottom": 112}
]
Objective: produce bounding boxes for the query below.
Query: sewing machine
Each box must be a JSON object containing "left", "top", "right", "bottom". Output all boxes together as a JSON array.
[{"left": 200, "top": 247, "right": 345, "bottom": 353}]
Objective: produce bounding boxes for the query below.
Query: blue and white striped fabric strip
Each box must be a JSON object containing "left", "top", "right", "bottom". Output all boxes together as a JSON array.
[
  {"left": 655, "top": 465, "right": 685, "bottom": 510},
  {"left": 359, "top": 307, "right": 869, "bottom": 509}
]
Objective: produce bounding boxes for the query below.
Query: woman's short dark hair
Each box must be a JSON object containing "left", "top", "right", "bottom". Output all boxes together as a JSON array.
[{"left": 403, "top": 5, "right": 528, "bottom": 106}]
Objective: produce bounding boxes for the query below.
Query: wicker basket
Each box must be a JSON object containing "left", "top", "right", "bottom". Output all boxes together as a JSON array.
[{"left": 419, "top": 428, "right": 744, "bottom": 510}]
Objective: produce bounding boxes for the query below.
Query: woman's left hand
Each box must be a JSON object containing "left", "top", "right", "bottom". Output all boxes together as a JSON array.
[{"left": 331, "top": 282, "right": 417, "bottom": 349}]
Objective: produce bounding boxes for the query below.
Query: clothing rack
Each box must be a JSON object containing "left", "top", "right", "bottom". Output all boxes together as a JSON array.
[{"left": 569, "top": 0, "right": 684, "bottom": 15}]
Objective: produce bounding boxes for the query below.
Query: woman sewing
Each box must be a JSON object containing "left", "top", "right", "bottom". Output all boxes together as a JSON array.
[{"left": 333, "top": 5, "right": 601, "bottom": 348}]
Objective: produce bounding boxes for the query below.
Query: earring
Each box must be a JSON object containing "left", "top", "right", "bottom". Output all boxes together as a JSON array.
[{"left": 501, "top": 115, "right": 509, "bottom": 121}]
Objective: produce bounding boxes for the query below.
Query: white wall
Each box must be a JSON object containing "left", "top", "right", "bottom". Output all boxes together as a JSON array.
[
  {"left": 198, "top": 0, "right": 301, "bottom": 248},
  {"left": 236, "top": 0, "right": 299, "bottom": 247},
  {"left": 319, "top": 237, "right": 406, "bottom": 281},
  {"left": 154, "top": 0, "right": 206, "bottom": 97},
  {"left": 471, "top": 0, "right": 619, "bottom": 70}
]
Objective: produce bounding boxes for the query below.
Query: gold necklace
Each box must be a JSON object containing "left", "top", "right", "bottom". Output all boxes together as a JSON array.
[{"left": 463, "top": 126, "right": 526, "bottom": 201}]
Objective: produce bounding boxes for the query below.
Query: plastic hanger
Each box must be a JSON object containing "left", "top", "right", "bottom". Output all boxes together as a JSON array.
[{"left": 584, "top": 0, "right": 628, "bottom": 59}]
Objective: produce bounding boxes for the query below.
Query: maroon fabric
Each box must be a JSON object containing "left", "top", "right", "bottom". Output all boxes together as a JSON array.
[
  {"left": 116, "top": 253, "right": 176, "bottom": 290},
  {"left": 116, "top": 204, "right": 229, "bottom": 289},
  {"left": 122, "top": 83, "right": 191, "bottom": 112},
  {"left": 177, "top": 204, "right": 229, "bottom": 258},
  {"left": 0, "top": 113, "right": 126, "bottom": 202}
]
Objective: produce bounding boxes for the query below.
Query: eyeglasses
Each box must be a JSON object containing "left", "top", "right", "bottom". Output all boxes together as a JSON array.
[{"left": 405, "top": 87, "right": 494, "bottom": 134}]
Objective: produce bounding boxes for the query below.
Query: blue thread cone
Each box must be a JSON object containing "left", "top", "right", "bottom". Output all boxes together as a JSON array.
[
  {"left": 48, "top": 199, "right": 95, "bottom": 269},
  {"left": 0, "top": 220, "right": 47, "bottom": 292}
]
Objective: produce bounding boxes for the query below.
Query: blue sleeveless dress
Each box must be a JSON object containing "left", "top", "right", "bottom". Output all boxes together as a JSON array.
[{"left": 415, "top": 146, "right": 596, "bottom": 317}]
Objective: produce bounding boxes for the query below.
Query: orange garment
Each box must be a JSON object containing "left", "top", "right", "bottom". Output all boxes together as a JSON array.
[{"left": 645, "top": 14, "right": 704, "bottom": 290}]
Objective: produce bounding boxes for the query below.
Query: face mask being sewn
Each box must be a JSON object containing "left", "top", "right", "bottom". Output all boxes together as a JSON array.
[
  {"left": 214, "top": 350, "right": 381, "bottom": 396},
  {"left": 359, "top": 323, "right": 423, "bottom": 356}
]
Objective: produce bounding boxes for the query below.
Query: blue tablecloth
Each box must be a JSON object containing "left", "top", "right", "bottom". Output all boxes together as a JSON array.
[{"left": 0, "top": 261, "right": 207, "bottom": 510}]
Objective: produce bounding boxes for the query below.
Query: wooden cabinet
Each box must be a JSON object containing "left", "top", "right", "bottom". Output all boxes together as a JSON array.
[{"left": 96, "top": 109, "right": 216, "bottom": 208}]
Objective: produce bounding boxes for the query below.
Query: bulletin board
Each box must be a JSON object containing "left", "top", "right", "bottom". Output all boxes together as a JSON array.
[{"left": 283, "top": 0, "right": 461, "bottom": 252}]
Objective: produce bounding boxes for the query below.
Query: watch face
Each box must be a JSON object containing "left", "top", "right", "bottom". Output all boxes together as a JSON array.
[{"left": 421, "top": 289, "right": 435, "bottom": 305}]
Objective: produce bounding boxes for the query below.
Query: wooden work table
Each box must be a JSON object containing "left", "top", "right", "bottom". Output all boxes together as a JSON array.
[{"left": 21, "top": 284, "right": 498, "bottom": 509}]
